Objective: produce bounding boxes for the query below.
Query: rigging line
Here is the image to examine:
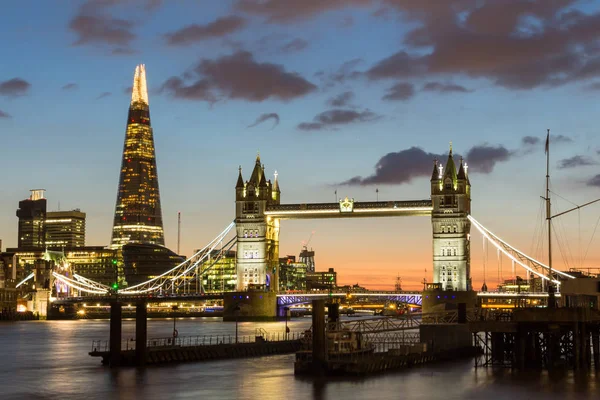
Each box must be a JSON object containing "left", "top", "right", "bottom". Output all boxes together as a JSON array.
[
  {"left": 549, "top": 190, "right": 579, "bottom": 207},
  {"left": 529, "top": 198, "right": 544, "bottom": 259},
  {"left": 552, "top": 220, "right": 571, "bottom": 271},
  {"left": 582, "top": 211, "right": 600, "bottom": 265},
  {"left": 556, "top": 213, "right": 576, "bottom": 269}
]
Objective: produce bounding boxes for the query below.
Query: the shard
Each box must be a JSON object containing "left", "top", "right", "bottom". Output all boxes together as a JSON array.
[{"left": 110, "top": 64, "right": 165, "bottom": 249}]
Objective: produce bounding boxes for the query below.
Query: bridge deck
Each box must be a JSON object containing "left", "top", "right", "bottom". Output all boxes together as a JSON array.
[{"left": 265, "top": 200, "right": 432, "bottom": 219}]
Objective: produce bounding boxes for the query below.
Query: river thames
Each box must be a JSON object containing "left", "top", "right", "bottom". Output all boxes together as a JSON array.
[{"left": 0, "top": 318, "right": 598, "bottom": 399}]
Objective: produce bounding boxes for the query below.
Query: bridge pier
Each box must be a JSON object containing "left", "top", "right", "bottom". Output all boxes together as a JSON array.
[
  {"left": 109, "top": 302, "right": 122, "bottom": 367},
  {"left": 135, "top": 301, "right": 148, "bottom": 366},
  {"left": 312, "top": 299, "right": 326, "bottom": 375},
  {"left": 223, "top": 292, "right": 278, "bottom": 321}
]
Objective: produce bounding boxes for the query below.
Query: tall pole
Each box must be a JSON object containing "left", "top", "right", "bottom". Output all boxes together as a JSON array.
[
  {"left": 546, "top": 129, "right": 555, "bottom": 307},
  {"left": 177, "top": 211, "right": 181, "bottom": 255}
]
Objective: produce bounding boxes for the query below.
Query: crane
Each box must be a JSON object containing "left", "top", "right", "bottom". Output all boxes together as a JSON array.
[{"left": 302, "top": 231, "right": 316, "bottom": 251}]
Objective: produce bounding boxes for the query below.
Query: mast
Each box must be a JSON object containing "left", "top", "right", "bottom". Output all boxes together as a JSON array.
[{"left": 545, "top": 129, "right": 556, "bottom": 306}]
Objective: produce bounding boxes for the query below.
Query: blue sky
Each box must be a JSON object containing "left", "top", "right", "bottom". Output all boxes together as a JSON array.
[{"left": 2, "top": 0, "right": 600, "bottom": 289}]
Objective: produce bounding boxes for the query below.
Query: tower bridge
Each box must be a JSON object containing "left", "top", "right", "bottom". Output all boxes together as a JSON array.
[
  {"left": 235, "top": 147, "right": 471, "bottom": 293},
  {"left": 48, "top": 145, "right": 575, "bottom": 316}
]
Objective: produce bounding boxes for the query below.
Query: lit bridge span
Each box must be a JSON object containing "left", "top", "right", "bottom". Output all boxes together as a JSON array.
[
  {"left": 265, "top": 200, "right": 432, "bottom": 219},
  {"left": 48, "top": 214, "right": 575, "bottom": 299},
  {"left": 276, "top": 291, "right": 423, "bottom": 307}
]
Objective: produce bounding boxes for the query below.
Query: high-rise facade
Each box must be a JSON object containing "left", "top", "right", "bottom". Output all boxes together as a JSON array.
[
  {"left": 45, "top": 210, "right": 86, "bottom": 249},
  {"left": 110, "top": 65, "right": 165, "bottom": 249},
  {"left": 430, "top": 145, "right": 472, "bottom": 291},
  {"left": 16, "top": 189, "right": 47, "bottom": 249}
]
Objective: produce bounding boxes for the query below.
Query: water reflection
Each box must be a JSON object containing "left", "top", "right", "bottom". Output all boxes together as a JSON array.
[{"left": 0, "top": 318, "right": 598, "bottom": 399}]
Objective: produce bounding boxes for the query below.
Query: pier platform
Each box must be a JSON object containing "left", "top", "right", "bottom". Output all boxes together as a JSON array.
[{"left": 90, "top": 332, "right": 304, "bottom": 366}]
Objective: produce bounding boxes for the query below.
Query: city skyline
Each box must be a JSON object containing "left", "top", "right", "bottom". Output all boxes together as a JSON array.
[{"left": 2, "top": 1, "right": 600, "bottom": 290}]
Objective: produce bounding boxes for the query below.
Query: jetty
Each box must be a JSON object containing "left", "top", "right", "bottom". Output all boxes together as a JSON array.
[
  {"left": 294, "top": 300, "right": 479, "bottom": 376},
  {"left": 90, "top": 331, "right": 304, "bottom": 366}
]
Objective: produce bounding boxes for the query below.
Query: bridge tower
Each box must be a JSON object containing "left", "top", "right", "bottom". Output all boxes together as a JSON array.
[
  {"left": 235, "top": 155, "right": 281, "bottom": 291},
  {"left": 430, "top": 145, "right": 471, "bottom": 291}
]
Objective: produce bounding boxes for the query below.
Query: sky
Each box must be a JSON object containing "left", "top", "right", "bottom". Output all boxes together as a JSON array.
[{"left": 2, "top": 0, "right": 600, "bottom": 290}]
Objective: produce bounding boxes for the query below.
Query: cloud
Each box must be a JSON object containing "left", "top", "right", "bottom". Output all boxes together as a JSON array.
[
  {"left": 340, "top": 147, "right": 445, "bottom": 185},
  {"left": 522, "top": 136, "right": 540, "bottom": 146},
  {"left": 362, "top": 2, "right": 600, "bottom": 90},
  {"left": 327, "top": 91, "right": 354, "bottom": 107},
  {"left": 316, "top": 58, "right": 363, "bottom": 87},
  {"left": 68, "top": 0, "right": 159, "bottom": 53},
  {"left": 0, "top": 78, "right": 31, "bottom": 97},
  {"left": 341, "top": 143, "right": 513, "bottom": 185},
  {"left": 96, "top": 92, "right": 112, "bottom": 99},
  {"left": 558, "top": 155, "right": 598, "bottom": 169},
  {"left": 586, "top": 82, "right": 600, "bottom": 91},
  {"left": 521, "top": 134, "right": 572, "bottom": 154},
  {"left": 552, "top": 134, "right": 573, "bottom": 144},
  {"left": 279, "top": 38, "right": 309, "bottom": 53},
  {"left": 164, "top": 16, "right": 246, "bottom": 46},
  {"left": 422, "top": 81, "right": 470, "bottom": 93},
  {"left": 588, "top": 175, "right": 600, "bottom": 187},
  {"left": 247, "top": 113, "right": 280, "bottom": 129},
  {"left": 0, "top": 109, "right": 11, "bottom": 119},
  {"left": 382, "top": 82, "right": 415, "bottom": 101},
  {"left": 61, "top": 83, "right": 79, "bottom": 91},
  {"left": 161, "top": 50, "right": 316, "bottom": 102},
  {"left": 297, "top": 108, "right": 380, "bottom": 131},
  {"left": 465, "top": 145, "right": 512, "bottom": 174}
]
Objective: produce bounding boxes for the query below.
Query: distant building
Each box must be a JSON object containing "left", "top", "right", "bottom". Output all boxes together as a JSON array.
[
  {"left": 562, "top": 276, "right": 600, "bottom": 310},
  {"left": 16, "top": 189, "right": 47, "bottom": 249},
  {"left": 299, "top": 247, "right": 315, "bottom": 273},
  {"left": 201, "top": 250, "right": 237, "bottom": 292},
  {"left": 279, "top": 255, "right": 307, "bottom": 292},
  {"left": 64, "top": 247, "right": 117, "bottom": 287},
  {"left": 45, "top": 210, "right": 86, "bottom": 249},
  {"left": 306, "top": 268, "right": 337, "bottom": 290},
  {"left": 122, "top": 243, "right": 184, "bottom": 287}
]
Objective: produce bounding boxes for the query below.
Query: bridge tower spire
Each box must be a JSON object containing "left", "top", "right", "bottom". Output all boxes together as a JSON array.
[
  {"left": 430, "top": 145, "right": 471, "bottom": 291},
  {"left": 235, "top": 155, "right": 280, "bottom": 291}
]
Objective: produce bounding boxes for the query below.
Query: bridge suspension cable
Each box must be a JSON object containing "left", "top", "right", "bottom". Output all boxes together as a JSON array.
[
  {"left": 170, "top": 236, "right": 238, "bottom": 293},
  {"left": 118, "top": 222, "right": 236, "bottom": 295},
  {"left": 468, "top": 215, "right": 575, "bottom": 287},
  {"left": 52, "top": 272, "right": 109, "bottom": 294}
]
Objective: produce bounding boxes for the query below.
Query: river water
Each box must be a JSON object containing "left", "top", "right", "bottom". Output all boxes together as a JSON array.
[{"left": 0, "top": 317, "right": 598, "bottom": 400}]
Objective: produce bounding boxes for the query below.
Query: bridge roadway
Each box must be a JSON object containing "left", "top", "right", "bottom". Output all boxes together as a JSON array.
[
  {"left": 54, "top": 290, "right": 553, "bottom": 307},
  {"left": 55, "top": 290, "right": 424, "bottom": 306}
]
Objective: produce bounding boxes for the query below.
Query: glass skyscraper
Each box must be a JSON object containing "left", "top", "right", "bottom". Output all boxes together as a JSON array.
[{"left": 110, "top": 65, "right": 165, "bottom": 249}]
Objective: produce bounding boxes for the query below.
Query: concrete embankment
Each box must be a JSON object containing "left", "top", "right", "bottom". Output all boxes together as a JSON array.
[{"left": 91, "top": 340, "right": 302, "bottom": 366}]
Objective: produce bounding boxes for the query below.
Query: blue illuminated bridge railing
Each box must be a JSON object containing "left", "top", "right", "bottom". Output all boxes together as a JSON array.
[{"left": 276, "top": 291, "right": 423, "bottom": 307}]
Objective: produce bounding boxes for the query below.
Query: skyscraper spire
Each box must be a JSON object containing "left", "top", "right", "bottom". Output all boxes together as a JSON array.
[
  {"left": 131, "top": 64, "right": 149, "bottom": 105},
  {"left": 111, "top": 65, "right": 164, "bottom": 249}
]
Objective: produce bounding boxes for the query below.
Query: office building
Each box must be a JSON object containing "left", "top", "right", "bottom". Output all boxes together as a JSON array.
[
  {"left": 45, "top": 210, "right": 86, "bottom": 249},
  {"left": 16, "top": 189, "right": 47, "bottom": 249},
  {"left": 111, "top": 64, "right": 165, "bottom": 249}
]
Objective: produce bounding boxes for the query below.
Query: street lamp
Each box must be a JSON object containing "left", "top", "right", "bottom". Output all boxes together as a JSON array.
[
  {"left": 234, "top": 305, "right": 241, "bottom": 343},
  {"left": 284, "top": 307, "right": 290, "bottom": 340}
]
